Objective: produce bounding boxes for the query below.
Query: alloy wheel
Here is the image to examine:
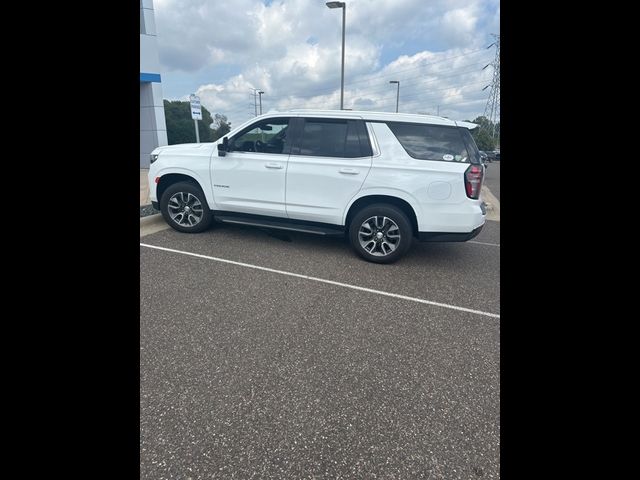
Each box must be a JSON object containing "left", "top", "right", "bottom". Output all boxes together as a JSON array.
[
  {"left": 358, "top": 216, "right": 401, "bottom": 256},
  {"left": 167, "top": 192, "right": 203, "bottom": 227}
]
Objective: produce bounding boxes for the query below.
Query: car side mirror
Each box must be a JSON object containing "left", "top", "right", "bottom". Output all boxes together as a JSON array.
[{"left": 218, "top": 137, "right": 229, "bottom": 157}]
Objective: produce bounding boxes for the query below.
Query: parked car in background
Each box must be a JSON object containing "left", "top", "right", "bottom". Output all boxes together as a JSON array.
[
  {"left": 479, "top": 151, "right": 491, "bottom": 163},
  {"left": 148, "top": 110, "right": 486, "bottom": 263},
  {"left": 485, "top": 150, "right": 500, "bottom": 161}
]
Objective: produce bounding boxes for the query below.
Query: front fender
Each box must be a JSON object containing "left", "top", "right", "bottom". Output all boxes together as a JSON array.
[{"left": 152, "top": 166, "right": 215, "bottom": 209}]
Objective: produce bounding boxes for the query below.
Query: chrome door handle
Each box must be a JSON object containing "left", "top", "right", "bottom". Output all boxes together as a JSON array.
[
  {"left": 265, "top": 163, "right": 283, "bottom": 169},
  {"left": 339, "top": 168, "right": 359, "bottom": 175}
]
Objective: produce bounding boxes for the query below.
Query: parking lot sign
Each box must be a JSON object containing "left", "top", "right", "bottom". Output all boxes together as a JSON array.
[
  {"left": 190, "top": 94, "right": 202, "bottom": 120},
  {"left": 190, "top": 94, "right": 202, "bottom": 143}
]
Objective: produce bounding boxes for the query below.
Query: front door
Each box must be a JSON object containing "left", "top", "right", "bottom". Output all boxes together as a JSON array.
[{"left": 210, "top": 117, "right": 291, "bottom": 217}]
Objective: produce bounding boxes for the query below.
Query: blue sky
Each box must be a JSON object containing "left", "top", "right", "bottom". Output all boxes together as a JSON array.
[{"left": 153, "top": 0, "right": 500, "bottom": 129}]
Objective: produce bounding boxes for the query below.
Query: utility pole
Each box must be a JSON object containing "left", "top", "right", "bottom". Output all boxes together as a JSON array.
[
  {"left": 389, "top": 80, "right": 399, "bottom": 112},
  {"left": 250, "top": 89, "right": 258, "bottom": 116},
  {"left": 481, "top": 34, "right": 500, "bottom": 144},
  {"left": 250, "top": 88, "right": 265, "bottom": 116}
]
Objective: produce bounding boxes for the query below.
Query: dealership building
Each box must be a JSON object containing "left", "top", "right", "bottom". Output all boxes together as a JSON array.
[{"left": 140, "top": 0, "right": 167, "bottom": 168}]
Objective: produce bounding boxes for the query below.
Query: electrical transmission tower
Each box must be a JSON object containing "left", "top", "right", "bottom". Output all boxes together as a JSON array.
[{"left": 481, "top": 34, "right": 500, "bottom": 144}]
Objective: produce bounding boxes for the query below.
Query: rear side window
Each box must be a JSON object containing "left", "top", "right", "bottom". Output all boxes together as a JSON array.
[
  {"left": 293, "top": 119, "right": 370, "bottom": 158},
  {"left": 458, "top": 127, "right": 482, "bottom": 165},
  {"left": 387, "top": 122, "right": 471, "bottom": 163}
]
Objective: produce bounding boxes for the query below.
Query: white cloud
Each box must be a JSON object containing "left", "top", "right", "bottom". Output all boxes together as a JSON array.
[
  {"left": 154, "top": 0, "right": 500, "bottom": 127},
  {"left": 440, "top": 6, "right": 479, "bottom": 47}
]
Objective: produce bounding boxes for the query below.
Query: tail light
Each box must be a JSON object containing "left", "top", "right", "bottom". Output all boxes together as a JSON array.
[{"left": 464, "top": 164, "right": 484, "bottom": 199}]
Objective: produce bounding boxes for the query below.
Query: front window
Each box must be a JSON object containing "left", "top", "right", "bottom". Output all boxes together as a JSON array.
[{"left": 230, "top": 118, "right": 290, "bottom": 154}]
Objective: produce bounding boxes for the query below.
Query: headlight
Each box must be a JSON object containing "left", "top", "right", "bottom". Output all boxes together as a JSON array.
[{"left": 150, "top": 154, "right": 159, "bottom": 164}]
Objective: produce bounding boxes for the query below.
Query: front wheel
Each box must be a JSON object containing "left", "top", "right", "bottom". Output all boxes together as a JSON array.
[
  {"left": 160, "top": 181, "right": 213, "bottom": 233},
  {"left": 348, "top": 204, "right": 413, "bottom": 264}
]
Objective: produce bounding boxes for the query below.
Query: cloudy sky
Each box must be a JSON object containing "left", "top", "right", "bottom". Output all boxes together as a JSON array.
[{"left": 154, "top": 0, "right": 500, "bottom": 129}]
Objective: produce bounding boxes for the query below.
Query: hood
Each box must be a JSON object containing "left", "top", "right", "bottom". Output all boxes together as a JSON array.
[{"left": 151, "top": 142, "right": 215, "bottom": 157}]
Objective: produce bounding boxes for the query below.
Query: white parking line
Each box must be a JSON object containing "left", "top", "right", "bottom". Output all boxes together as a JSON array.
[
  {"left": 140, "top": 243, "right": 500, "bottom": 319},
  {"left": 469, "top": 240, "right": 501, "bottom": 247}
]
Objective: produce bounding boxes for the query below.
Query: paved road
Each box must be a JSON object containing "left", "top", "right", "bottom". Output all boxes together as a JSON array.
[
  {"left": 141, "top": 222, "right": 500, "bottom": 479},
  {"left": 484, "top": 161, "right": 500, "bottom": 201}
]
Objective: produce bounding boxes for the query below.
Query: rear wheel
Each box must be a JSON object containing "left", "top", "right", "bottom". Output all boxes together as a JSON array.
[
  {"left": 160, "top": 181, "right": 213, "bottom": 233},
  {"left": 348, "top": 204, "right": 413, "bottom": 263}
]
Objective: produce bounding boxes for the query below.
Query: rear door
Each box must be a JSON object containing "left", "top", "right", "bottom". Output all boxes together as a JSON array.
[{"left": 285, "top": 117, "right": 372, "bottom": 225}]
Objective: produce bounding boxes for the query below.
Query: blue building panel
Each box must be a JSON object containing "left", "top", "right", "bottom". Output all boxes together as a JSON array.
[{"left": 140, "top": 72, "right": 162, "bottom": 83}]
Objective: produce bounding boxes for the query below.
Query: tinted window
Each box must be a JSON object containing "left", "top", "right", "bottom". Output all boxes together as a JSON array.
[
  {"left": 296, "top": 120, "right": 365, "bottom": 158},
  {"left": 387, "top": 122, "right": 471, "bottom": 163},
  {"left": 230, "top": 118, "right": 290, "bottom": 154},
  {"left": 458, "top": 127, "right": 482, "bottom": 165}
]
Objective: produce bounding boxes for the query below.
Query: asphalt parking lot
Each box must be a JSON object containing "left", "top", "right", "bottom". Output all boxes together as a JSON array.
[
  {"left": 484, "top": 161, "right": 500, "bottom": 201},
  {"left": 140, "top": 215, "right": 500, "bottom": 479}
]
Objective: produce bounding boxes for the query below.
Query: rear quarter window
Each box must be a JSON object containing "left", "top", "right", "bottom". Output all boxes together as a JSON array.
[{"left": 386, "top": 122, "right": 472, "bottom": 163}]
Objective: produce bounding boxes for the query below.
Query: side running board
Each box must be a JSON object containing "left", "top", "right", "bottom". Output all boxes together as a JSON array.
[{"left": 214, "top": 214, "right": 345, "bottom": 237}]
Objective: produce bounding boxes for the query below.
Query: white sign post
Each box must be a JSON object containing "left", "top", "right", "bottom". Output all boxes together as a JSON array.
[{"left": 190, "top": 94, "right": 202, "bottom": 143}]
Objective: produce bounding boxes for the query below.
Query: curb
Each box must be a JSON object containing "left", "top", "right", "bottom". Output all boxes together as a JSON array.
[
  {"left": 481, "top": 185, "right": 500, "bottom": 222},
  {"left": 140, "top": 213, "right": 170, "bottom": 237}
]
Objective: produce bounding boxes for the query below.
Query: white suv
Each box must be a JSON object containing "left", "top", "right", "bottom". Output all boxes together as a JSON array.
[{"left": 148, "top": 110, "right": 485, "bottom": 263}]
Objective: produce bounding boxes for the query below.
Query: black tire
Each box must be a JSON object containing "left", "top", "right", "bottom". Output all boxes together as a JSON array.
[
  {"left": 348, "top": 204, "right": 413, "bottom": 264},
  {"left": 160, "top": 181, "right": 213, "bottom": 233}
]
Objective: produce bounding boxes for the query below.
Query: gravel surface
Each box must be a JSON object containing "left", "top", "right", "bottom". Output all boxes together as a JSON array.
[{"left": 140, "top": 204, "right": 159, "bottom": 217}]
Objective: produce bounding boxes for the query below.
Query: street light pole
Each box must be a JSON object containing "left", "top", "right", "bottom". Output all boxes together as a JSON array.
[
  {"left": 258, "top": 91, "right": 264, "bottom": 115},
  {"left": 326, "top": 2, "right": 346, "bottom": 110},
  {"left": 389, "top": 80, "right": 399, "bottom": 113},
  {"left": 340, "top": 5, "right": 345, "bottom": 110}
]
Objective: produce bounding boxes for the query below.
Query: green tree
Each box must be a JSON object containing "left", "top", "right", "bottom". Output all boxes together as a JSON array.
[
  {"left": 470, "top": 115, "right": 499, "bottom": 151},
  {"left": 163, "top": 100, "right": 215, "bottom": 144},
  {"left": 211, "top": 113, "right": 232, "bottom": 141}
]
